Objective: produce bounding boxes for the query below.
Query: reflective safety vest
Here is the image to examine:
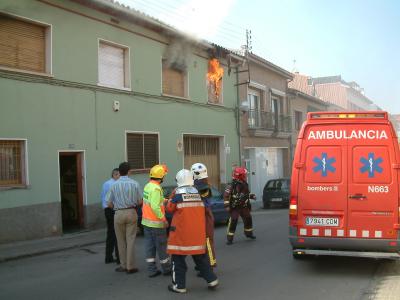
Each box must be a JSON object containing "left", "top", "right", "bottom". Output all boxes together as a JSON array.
[
  {"left": 166, "top": 186, "right": 206, "bottom": 255},
  {"left": 141, "top": 181, "right": 166, "bottom": 228}
]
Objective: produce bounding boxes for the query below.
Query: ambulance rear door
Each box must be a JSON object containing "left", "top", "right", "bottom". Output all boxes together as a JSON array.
[
  {"left": 298, "top": 124, "right": 348, "bottom": 239},
  {"left": 347, "top": 124, "right": 398, "bottom": 241}
]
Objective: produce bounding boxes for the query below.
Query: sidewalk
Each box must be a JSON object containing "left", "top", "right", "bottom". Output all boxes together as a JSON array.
[
  {"left": 0, "top": 228, "right": 106, "bottom": 263},
  {"left": 0, "top": 200, "right": 265, "bottom": 263}
]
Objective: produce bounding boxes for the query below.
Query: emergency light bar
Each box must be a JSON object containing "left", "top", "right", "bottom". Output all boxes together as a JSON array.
[{"left": 308, "top": 111, "right": 387, "bottom": 120}]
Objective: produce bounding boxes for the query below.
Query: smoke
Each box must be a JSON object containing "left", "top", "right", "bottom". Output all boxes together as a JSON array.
[{"left": 163, "top": 37, "right": 192, "bottom": 72}]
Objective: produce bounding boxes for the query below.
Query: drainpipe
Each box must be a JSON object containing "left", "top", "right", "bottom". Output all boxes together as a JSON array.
[{"left": 236, "top": 65, "right": 242, "bottom": 166}]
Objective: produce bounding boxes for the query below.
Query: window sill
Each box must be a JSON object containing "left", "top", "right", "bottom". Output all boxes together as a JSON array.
[
  {"left": 161, "top": 93, "right": 190, "bottom": 101},
  {"left": 97, "top": 83, "right": 132, "bottom": 92},
  {"left": 0, "top": 185, "right": 30, "bottom": 191},
  {"left": 0, "top": 66, "right": 53, "bottom": 78},
  {"left": 207, "top": 102, "right": 224, "bottom": 107}
]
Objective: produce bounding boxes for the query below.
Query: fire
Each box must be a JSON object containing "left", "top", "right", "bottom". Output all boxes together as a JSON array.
[{"left": 207, "top": 58, "right": 224, "bottom": 98}]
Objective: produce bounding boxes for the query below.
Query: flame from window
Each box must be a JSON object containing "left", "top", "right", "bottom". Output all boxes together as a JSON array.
[{"left": 207, "top": 58, "right": 224, "bottom": 97}]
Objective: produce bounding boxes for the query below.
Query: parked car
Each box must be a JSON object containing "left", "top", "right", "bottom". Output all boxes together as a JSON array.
[
  {"left": 262, "top": 178, "right": 290, "bottom": 209},
  {"left": 163, "top": 186, "right": 229, "bottom": 224}
]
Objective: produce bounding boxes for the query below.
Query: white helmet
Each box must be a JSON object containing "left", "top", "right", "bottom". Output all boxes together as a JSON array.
[
  {"left": 191, "top": 163, "right": 208, "bottom": 180},
  {"left": 176, "top": 169, "right": 194, "bottom": 187}
]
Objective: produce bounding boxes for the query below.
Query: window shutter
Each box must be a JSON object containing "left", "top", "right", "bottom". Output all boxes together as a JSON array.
[
  {"left": 143, "top": 134, "right": 159, "bottom": 168},
  {"left": 127, "top": 134, "right": 144, "bottom": 169},
  {"left": 126, "top": 133, "right": 159, "bottom": 170},
  {"left": 162, "top": 62, "right": 185, "bottom": 97},
  {"left": 98, "top": 42, "right": 125, "bottom": 88},
  {"left": 0, "top": 140, "right": 22, "bottom": 185},
  {"left": 0, "top": 15, "right": 46, "bottom": 73}
]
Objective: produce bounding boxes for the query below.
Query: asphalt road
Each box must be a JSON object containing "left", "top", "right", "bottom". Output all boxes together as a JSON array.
[{"left": 0, "top": 208, "right": 394, "bottom": 300}]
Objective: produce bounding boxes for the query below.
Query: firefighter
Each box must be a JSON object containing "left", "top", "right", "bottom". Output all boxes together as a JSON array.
[
  {"left": 166, "top": 169, "right": 218, "bottom": 293},
  {"left": 224, "top": 166, "right": 256, "bottom": 245},
  {"left": 142, "top": 164, "right": 171, "bottom": 277},
  {"left": 191, "top": 163, "right": 217, "bottom": 268}
]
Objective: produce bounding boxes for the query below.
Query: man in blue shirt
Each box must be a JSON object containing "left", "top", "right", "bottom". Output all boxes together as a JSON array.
[
  {"left": 101, "top": 168, "right": 120, "bottom": 264},
  {"left": 107, "top": 162, "right": 143, "bottom": 274}
]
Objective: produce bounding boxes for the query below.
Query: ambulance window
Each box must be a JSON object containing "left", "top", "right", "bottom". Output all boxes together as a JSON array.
[
  {"left": 305, "top": 146, "right": 342, "bottom": 183},
  {"left": 352, "top": 146, "right": 391, "bottom": 183}
]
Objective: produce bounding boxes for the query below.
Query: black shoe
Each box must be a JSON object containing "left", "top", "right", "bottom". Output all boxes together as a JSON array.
[
  {"left": 149, "top": 270, "right": 162, "bottom": 278},
  {"left": 226, "top": 240, "right": 233, "bottom": 245},
  {"left": 105, "top": 258, "right": 115, "bottom": 264},
  {"left": 168, "top": 284, "right": 187, "bottom": 293},
  {"left": 247, "top": 235, "right": 256, "bottom": 240},
  {"left": 126, "top": 268, "right": 139, "bottom": 274}
]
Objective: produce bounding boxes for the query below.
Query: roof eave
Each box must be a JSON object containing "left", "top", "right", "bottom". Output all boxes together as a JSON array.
[
  {"left": 248, "top": 54, "right": 293, "bottom": 79},
  {"left": 72, "top": 0, "right": 214, "bottom": 50},
  {"left": 288, "top": 88, "right": 329, "bottom": 106}
]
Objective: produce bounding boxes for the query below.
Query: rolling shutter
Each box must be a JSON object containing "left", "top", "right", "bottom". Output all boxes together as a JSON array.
[
  {"left": 0, "top": 15, "right": 46, "bottom": 73},
  {"left": 184, "top": 136, "right": 220, "bottom": 187},
  {"left": 98, "top": 42, "right": 125, "bottom": 88}
]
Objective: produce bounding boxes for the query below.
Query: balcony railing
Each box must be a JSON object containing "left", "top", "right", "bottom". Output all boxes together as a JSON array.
[{"left": 248, "top": 110, "right": 292, "bottom": 133}]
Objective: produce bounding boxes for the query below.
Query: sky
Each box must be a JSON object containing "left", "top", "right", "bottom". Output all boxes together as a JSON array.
[{"left": 119, "top": 0, "right": 400, "bottom": 114}]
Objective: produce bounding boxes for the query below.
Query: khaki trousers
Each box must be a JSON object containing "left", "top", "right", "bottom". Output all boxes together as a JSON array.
[{"left": 114, "top": 209, "right": 138, "bottom": 270}]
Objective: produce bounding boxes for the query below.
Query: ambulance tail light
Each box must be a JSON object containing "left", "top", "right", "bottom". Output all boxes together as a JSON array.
[{"left": 289, "top": 196, "right": 298, "bottom": 225}]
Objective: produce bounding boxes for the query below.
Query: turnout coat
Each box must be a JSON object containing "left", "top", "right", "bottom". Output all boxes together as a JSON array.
[{"left": 166, "top": 186, "right": 206, "bottom": 255}]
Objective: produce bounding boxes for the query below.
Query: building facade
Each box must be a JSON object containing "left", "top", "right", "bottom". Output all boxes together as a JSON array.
[
  {"left": 287, "top": 88, "right": 329, "bottom": 158},
  {"left": 289, "top": 73, "right": 379, "bottom": 111},
  {"left": 238, "top": 53, "right": 293, "bottom": 200},
  {"left": 0, "top": 0, "right": 241, "bottom": 243}
]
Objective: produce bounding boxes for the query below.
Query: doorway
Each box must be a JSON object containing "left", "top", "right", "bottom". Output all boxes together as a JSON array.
[{"left": 59, "top": 152, "right": 84, "bottom": 232}]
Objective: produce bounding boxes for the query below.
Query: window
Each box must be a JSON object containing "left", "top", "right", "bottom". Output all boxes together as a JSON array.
[
  {"left": 126, "top": 133, "right": 159, "bottom": 171},
  {"left": 295, "top": 110, "right": 303, "bottom": 130},
  {"left": 162, "top": 59, "right": 187, "bottom": 98},
  {"left": 0, "top": 14, "right": 51, "bottom": 74},
  {"left": 207, "top": 58, "right": 224, "bottom": 105},
  {"left": 271, "top": 97, "right": 279, "bottom": 128},
  {"left": 248, "top": 89, "right": 261, "bottom": 128},
  {"left": 207, "top": 79, "right": 223, "bottom": 105},
  {"left": 0, "top": 140, "right": 27, "bottom": 186},
  {"left": 98, "top": 40, "right": 130, "bottom": 89}
]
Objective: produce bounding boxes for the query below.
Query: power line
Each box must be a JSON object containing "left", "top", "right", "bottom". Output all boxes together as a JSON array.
[{"left": 123, "top": 0, "right": 246, "bottom": 44}]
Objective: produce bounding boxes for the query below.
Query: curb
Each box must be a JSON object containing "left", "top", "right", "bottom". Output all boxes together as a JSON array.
[{"left": 0, "top": 239, "right": 104, "bottom": 263}]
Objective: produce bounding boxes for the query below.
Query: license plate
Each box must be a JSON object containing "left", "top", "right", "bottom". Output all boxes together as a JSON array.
[
  {"left": 305, "top": 217, "right": 339, "bottom": 227},
  {"left": 270, "top": 198, "right": 282, "bottom": 202}
]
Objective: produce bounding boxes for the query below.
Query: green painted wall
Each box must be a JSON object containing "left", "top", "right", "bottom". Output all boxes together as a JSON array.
[{"left": 0, "top": 0, "right": 240, "bottom": 212}]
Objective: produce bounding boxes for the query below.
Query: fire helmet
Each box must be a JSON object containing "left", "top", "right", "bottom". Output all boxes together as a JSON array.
[
  {"left": 176, "top": 169, "right": 194, "bottom": 187},
  {"left": 150, "top": 164, "right": 168, "bottom": 179},
  {"left": 232, "top": 167, "right": 248, "bottom": 181},
  {"left": 191, "top": 163, "right": 208, "bottom": 180}
]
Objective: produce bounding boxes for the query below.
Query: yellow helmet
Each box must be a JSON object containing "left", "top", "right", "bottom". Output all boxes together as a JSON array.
[{"left": 149, "top": 164, "right": 168, "bottom": 179}]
